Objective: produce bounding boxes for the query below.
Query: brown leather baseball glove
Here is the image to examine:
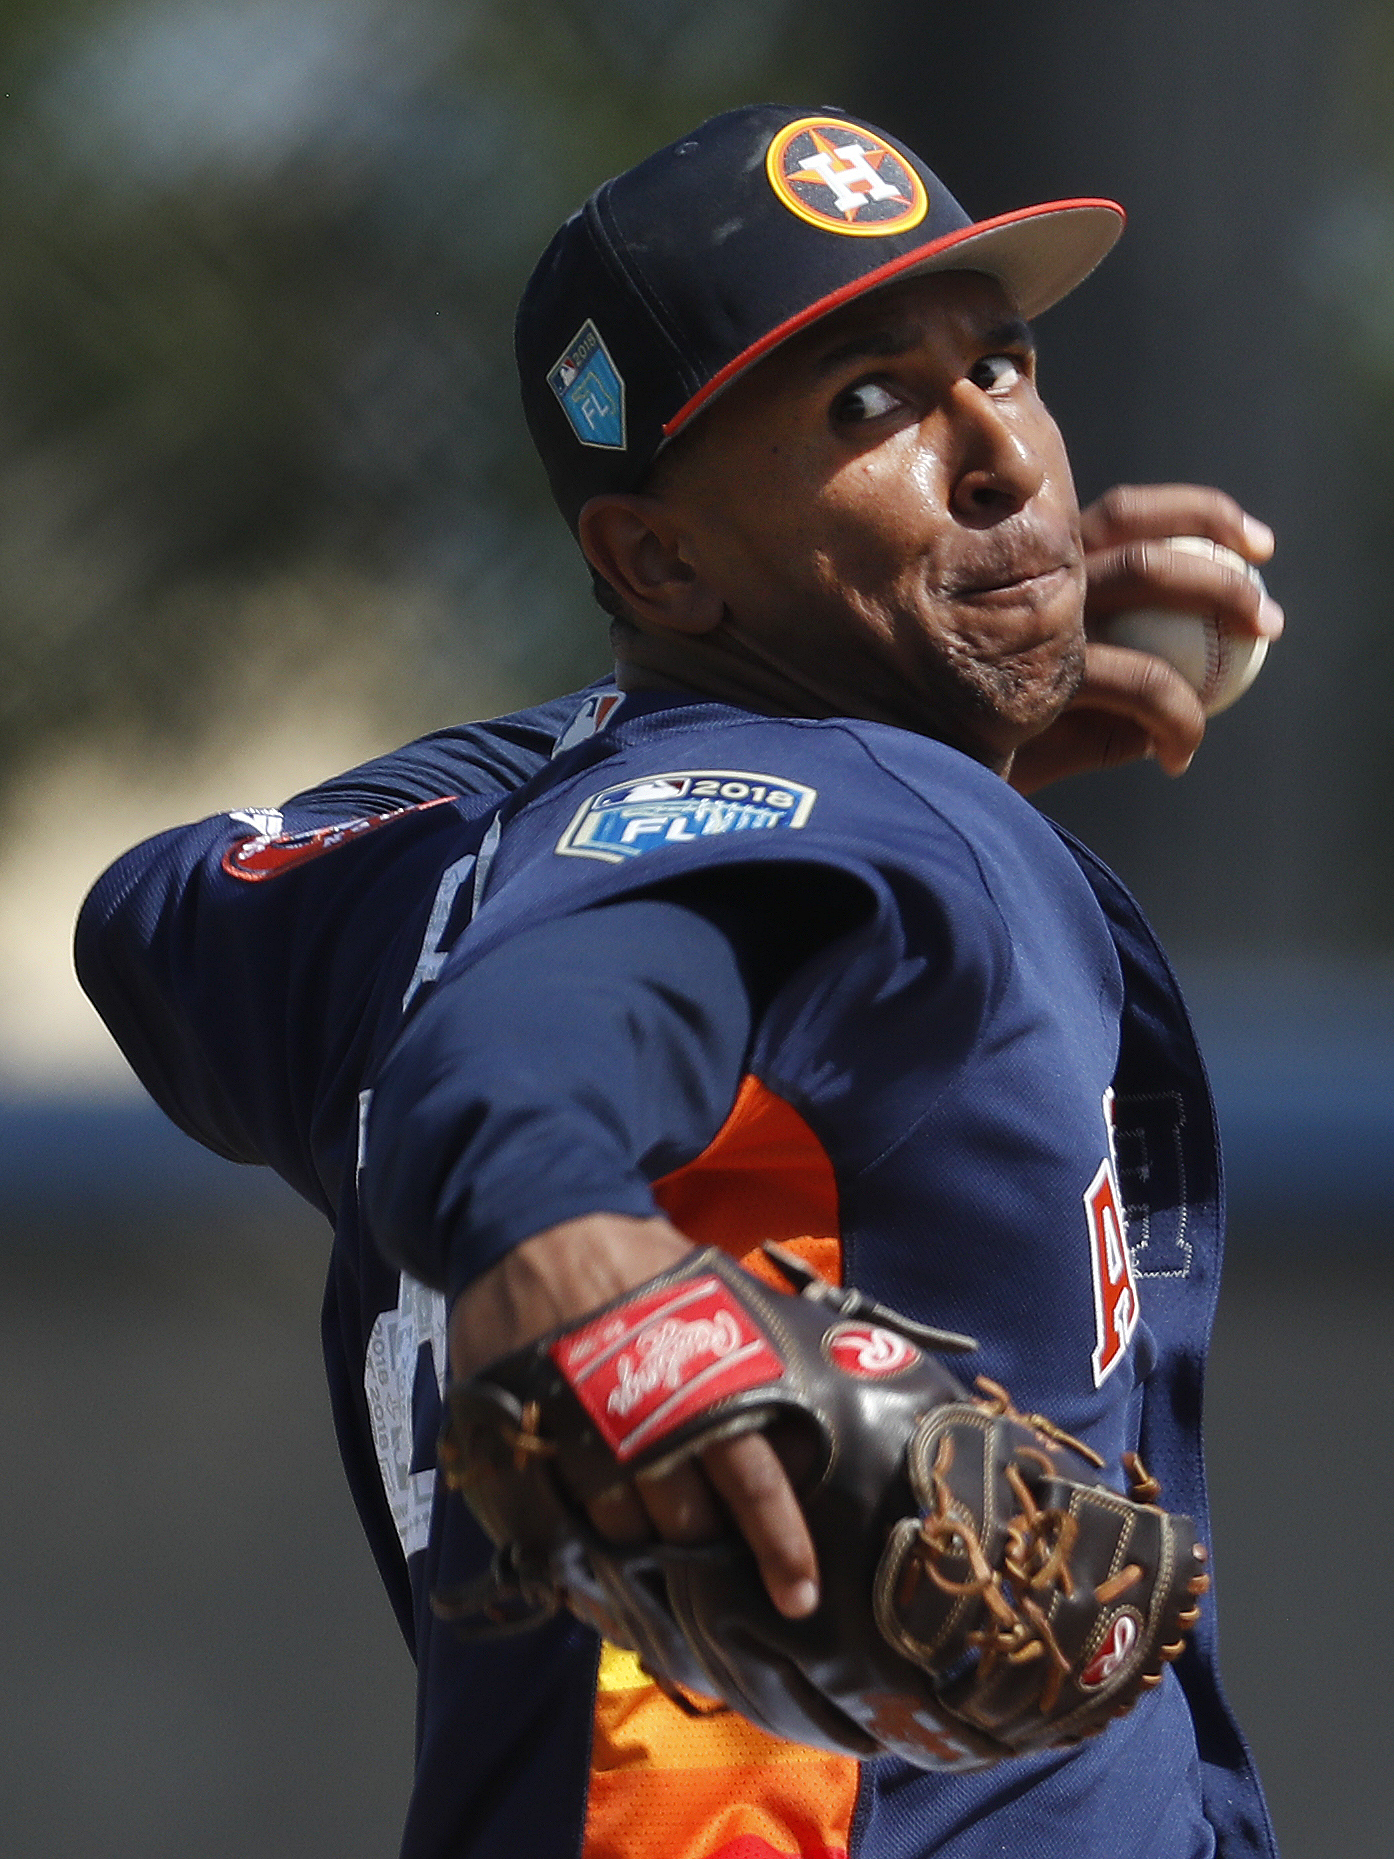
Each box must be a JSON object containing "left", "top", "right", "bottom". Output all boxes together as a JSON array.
[{"left": 433, "top": 1246, "right": 1209, "bottom": 1770}]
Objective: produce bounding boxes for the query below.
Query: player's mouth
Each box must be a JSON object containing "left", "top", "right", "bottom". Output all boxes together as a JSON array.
[{"left": 949, "top": 562, "right": 1074, "bottom": 606}]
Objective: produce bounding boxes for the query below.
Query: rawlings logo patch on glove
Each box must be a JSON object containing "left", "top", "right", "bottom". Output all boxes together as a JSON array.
[{"left": 552, "top": 1274, "right": 785, "bottom": 1457}]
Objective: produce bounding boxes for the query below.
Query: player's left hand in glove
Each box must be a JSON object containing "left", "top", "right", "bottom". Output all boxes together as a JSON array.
[{"left": 434, "top": 1244, "right": 1209, "bottom": 1771}]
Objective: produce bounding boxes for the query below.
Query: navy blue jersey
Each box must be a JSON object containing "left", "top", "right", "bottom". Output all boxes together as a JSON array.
[{"left": 75, "top": 686, "right": 1276, "bottom": 1859}]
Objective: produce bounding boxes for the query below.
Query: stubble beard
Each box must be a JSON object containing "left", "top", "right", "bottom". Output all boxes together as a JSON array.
[{"left": 830, "top": 578, "right": 1089, "bottom": 764}]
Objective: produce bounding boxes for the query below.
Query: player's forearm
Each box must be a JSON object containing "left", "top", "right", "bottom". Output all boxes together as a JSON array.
[{"left": 448, "top": 1211, "right": 695, "bottom": 1374}]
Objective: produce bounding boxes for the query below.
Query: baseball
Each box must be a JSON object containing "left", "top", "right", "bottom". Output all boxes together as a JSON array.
[{"left": 1096, "top": 534, "right": 1269, "bottom": 716}]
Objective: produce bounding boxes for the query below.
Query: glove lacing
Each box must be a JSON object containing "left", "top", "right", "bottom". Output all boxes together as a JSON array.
[{"left": 915, "top": 1378, "right": 1156, "bottom": 1714}]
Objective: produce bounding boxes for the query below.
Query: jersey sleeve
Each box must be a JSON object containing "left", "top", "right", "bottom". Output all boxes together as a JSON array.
[
  {"left": 72, "top": 695, "right": 582, "bottom": 1214},
  {"left": 359, "top": 867, "right": 869, "bottom": 1295},
  {"left": 359, "top": 898, "right": 751, "bottom": 1293},
  {"left": 74, "top": 797, "right": 484, "bottom": 1213}
]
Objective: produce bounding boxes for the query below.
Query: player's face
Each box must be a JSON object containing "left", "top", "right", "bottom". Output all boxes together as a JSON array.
[{"left": 655, "top": 271, "right": 1086, "bottom": 768}]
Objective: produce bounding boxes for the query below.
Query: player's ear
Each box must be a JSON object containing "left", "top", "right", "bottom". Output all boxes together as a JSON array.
[{"left": 578, "top": 494, "right": 724, "bottom": 636}]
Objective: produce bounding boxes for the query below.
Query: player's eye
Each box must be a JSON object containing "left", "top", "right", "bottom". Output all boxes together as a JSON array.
[
  {"left": 831, "top": 379, "right": 905, "bottom": 425},
  {"left": 969, "top": 353, "right": 1029, "bottom": 393}
]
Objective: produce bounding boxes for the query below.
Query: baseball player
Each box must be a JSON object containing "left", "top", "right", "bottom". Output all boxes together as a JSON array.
[{"left": 77, "top": 107, "right": 1282, "bottom": 1859}]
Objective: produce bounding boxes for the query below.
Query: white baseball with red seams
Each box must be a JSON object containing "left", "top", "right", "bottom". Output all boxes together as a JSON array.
[{"left": 1096, "top": 534, "right": 1269, "bottom": 716}]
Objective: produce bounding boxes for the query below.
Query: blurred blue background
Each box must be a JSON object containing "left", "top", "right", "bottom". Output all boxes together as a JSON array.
[{"left": 4, "top": 3, "right": 1393, "bottom": 1853}]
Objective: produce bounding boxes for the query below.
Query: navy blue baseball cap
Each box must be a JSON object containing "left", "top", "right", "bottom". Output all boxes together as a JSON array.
[{"left": 516, "top": 104, "right": 1124, "bottom": 531}]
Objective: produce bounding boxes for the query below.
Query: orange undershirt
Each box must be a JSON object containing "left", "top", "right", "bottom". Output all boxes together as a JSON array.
[{"left": 582, "top": 1076, "right": 858, "bottom": 1859}]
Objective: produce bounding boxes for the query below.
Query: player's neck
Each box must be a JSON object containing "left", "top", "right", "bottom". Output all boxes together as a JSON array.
[{"left": 611, "top": 632, "right": 1013, "bottom": 777}]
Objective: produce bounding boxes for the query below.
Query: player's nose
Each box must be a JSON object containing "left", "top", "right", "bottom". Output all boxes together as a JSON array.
[{"left": 945, "top": 387, "right": 1046, "bottom": 526}]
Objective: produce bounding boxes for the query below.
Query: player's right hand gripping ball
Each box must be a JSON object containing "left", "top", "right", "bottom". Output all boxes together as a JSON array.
[{"left": 434, "top": 1248, "right": 1210, "bottom": 1770}]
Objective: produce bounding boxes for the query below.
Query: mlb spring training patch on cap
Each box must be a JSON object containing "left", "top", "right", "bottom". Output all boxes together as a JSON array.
[
  {"left": 548, "top": 318, "right": 626, "bottom": 451},
  {"left": 765, "top": 116, "right": 929, "bottom": 237},
  {"left": 555, "top": 770, "right": 817, "bottom": 864}
]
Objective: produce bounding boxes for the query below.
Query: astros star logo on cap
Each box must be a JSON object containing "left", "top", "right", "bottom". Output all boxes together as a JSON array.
[{"left": 766, "top": 116, "right": 929, "bottom": 236}]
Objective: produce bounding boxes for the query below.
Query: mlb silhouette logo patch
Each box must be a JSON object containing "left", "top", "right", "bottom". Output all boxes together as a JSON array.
[
  {"left": 549, "top": 319, "right": 626, "bottom": 449},
  {"left": 765, "top": 117, "right": 928, "bottom": 236}
]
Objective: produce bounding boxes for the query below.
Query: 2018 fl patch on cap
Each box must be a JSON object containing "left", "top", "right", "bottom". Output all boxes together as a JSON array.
[
  {"left": 547, "top": 317, "right": 626, "bottom": 451},
  {"left": 516, "top": 103, "right": 1124, "bottom": 531}
]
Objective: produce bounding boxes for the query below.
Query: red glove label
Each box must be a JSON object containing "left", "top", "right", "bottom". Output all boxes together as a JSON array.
[{"left": 552, "top": 1276, "right": 784, "bottom": 1461}]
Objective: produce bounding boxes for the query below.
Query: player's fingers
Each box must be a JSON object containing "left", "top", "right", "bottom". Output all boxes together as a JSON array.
[
  {"left": 1007, "top": 710, "right": 1156, "bottom": 793},
  {"left": 700, "top": 1432, "right": 820, "bottom": 1620},
  {"left": 1065, "top": 641, "right": 1207, "bottom": 776},
  {"left": 633, "top": 1457, "right": 725, "bottom": 1544},
  {"left": 1079, "top": 483, "right": 1275, "bottom": 565},
  {"left": 1083, "top": 538, "right": 1284, "bottom": 639},
  {"left": 592, "top": 1454, "right": 736, "bottom": 1547}
]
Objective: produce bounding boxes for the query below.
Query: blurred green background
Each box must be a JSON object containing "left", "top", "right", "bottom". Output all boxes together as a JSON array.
[{"left": 3, "top": 2, "right": 1394, "bottom": 1854}]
